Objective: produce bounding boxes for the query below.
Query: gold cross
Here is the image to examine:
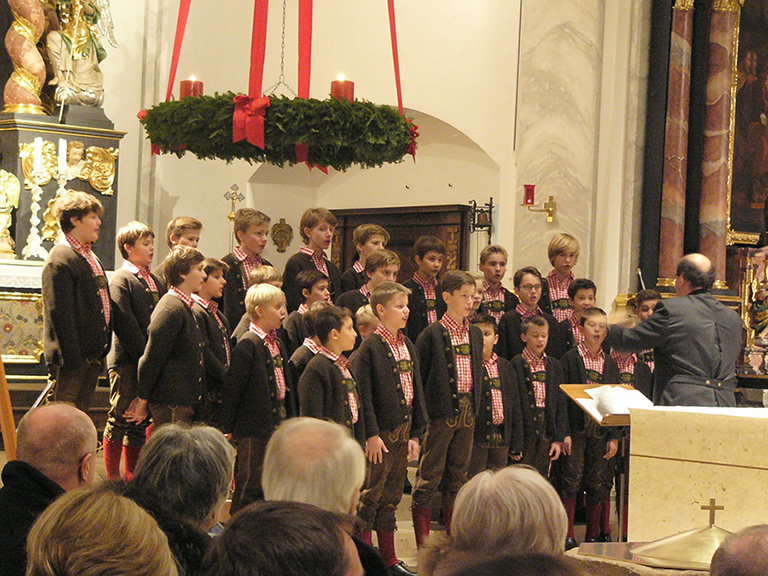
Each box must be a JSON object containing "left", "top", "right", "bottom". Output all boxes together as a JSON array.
[{"left": 701, "top": 498, "right": 724, "bottom": 526}]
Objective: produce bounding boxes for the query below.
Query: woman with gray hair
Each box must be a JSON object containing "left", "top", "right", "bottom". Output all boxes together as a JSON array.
[
  {"left": 112, "top": 424, "right": 236, "bottom": 576},
  {"left": 419, "top": 466, "right": 568, "bottom": 576}
]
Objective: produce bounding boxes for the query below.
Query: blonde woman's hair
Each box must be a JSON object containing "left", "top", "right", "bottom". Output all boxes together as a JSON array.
[
  {"left": 26, "top": 483, "right": 178, "bottom": 576},
  {"left": 451, "top": 466, "right": 568, "bottom": 556}
]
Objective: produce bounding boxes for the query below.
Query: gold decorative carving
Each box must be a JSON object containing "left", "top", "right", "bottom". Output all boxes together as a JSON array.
[
  {"left": 712, "top": 0, "right": 743, "bottom": 11},
  {"left": 270, "top": 218, "right": 293, "bottom": 254},
  {"left": 0, "top": 171, "right": 21, "bottom": 258},
  {"left": 673, "top": 0, "right": 696, "bottom": 10},
  {"left": 656, "top": 277, "right": 676, "bottom": 288},
  {"left": 713, "top": 279, "right": 729, "bottom": 290},
  {"left": 19, "top": 141, "right": 56, "bottom": 185},
  {"left": 726, "top": 229, "right": 759, "bottom": 246},
  {"left": 80, "top": 146, "right": 119, "bottom": 195}
]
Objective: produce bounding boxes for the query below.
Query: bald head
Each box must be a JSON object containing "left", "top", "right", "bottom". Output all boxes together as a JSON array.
[
  {"left": 676, "top": 253, "right": 716, "bottom": 295},
  {"left": 262, "top": 417, "right": 365, "bottom": 515},
  {"left": 711, "top": 525, "right": 768, "bottom": 576},
  {"left": 16, "top": 403, "right": 97, "bottom": 491}
]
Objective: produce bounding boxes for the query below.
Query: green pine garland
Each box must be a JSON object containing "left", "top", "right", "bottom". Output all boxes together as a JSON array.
[{"left": 139, "top": 93, "right": 416, "bottom": 171}]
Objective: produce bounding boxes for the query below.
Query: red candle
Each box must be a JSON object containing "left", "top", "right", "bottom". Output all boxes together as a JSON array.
[
  {"left": 330, "top": 77, "right": 354, "bottom": 102},
  {"left": 180, "top": 77, "right": 204, "bottom": 98},
  {"left": 524, "top": 184, "right": 536, "bottom": 206}
]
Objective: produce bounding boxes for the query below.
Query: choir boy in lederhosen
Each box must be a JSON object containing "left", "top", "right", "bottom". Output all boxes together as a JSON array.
[
  {"left": 42, "top": 191, "right": 112, "bottom": 415},
  {"left": 283, "top": 208, "right": 343, "bottom": 311},
  {"left": 632, "top": 288, "right": 662, "bottom": 374},
  {"left": 192, "top": 258, "right": 231, "bottom": 430},
  {"left": 403, "top": 235, "right": 447, "bottom": 343},
  {"left": 560, "top": 307, "right": 620, "bottom": 549},
  {"left": 540, "top": 233, "right": 580, "bottom": 321},
  {"left": 221, "top": 283, "right": 294, "bottom": 514},
  {"left": 355, "top": 304, "right": 380, "bottom": 341},
  {"left": 411, "top": 271, "right": 483, "bottom": 547},
  {"left": 341, "top": 223, "right": 390, "bottom": 292},
  {"left": 467, "top": 314, "right": 524, "bottom": 478},
  {"left": 510, "top": 315, "right": 568, "bottom": 479},
  {"left": 298, "top": 305, "right": 365, "bottom": 444},
  {"left": 349, "top": 282, "right": 427, "bottom": 575},
  {"left": 288, "top": 300, "right": 331, "bottom": 385},
  {"left": 129, "top": 246, "right": 206, "bottom": 428},
  {"left": 103, "top": 221, "right": 164, "bottom": 480},
  {"left": 152, "top": 216, "right": 202, "bottom": 287},
  {"left": 337, "top": 249, "right": 401, "bottom": 317},
  {"left": 497, "top": 266, "right": 560, "bottom": 361},
  {"left": 550, "top": 278, "right": 597, "bottom": 359},
  {"left": 221, "top": 208, "right": 273, "bottom": 332},
  {"left": 284, "top": 270, "right": 331, "bottom": 357},
  {"left": 478, "top": 244, "right": 519, "bottom": 322},
  {"left": 229, "top": 265, "right": 284, "bottom": 345}
]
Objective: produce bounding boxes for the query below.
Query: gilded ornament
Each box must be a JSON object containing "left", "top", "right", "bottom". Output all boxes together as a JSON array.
[
  {"left": 80, "top": 146, "right": 119, "bottom": 194},
  {"left": 270, "top": 218, "right": 293, "bottom": 253},
  {"left": 0, "top": 170, "right": 21, "bottom": 257},
  {"left": 673, "top": 0, "right": 695, "bottom": 10},
  {"left": 712, "top": 0, "right": 743, "bottom": 12},
  {"left": 19, "top": 141, "right": 56, "bottom": 185}
]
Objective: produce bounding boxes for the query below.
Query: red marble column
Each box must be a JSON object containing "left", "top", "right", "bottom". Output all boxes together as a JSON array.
[
  {"left": 699, "top": 0, "right": 742, "bottom": 287},
  {"left": 658, "top": 0, "right": 695, "bottom": 285}
]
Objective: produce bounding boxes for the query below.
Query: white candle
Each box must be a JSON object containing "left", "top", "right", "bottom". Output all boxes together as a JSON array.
[
  {"left": 33, "top": 137, "right": 42, "bottom": 173},
  {"left": 58, "top": 139, "right": 67, "bottom": 175}
]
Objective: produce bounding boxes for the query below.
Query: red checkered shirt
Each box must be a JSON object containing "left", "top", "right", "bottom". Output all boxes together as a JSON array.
[
  {"left": 577, "top": 343, "right": 605, "bottom": 385},
  {"left": 413, "top": 272, "right": 439, "bottom": 324},
  {"left": 317, "top": 345, "right": 359, "bottom": 423},
  {"left": 300, "top": 246, "right": 329, "bottom": 277},
  {"left": 640, "top": 349, "right": 655, "bottom": 372},
  {"left": 441, "top": 313, "right": 473, "bottom": 393},
  {"left": 359, "top": 284, "right": 372, "bottom": 300},
  {"left": 611, "top": 350, "right": 637, "bottom": 376},
  {"left": 297, "top": 303, "right": 308, "bottom": 315},
  {"left": 483, "top": 281, "right": 506, "bottom": 322},
  {"left": 375, "top": 324, "right": 414, "bottom": 404},
  {"left": 483, "top": 353, "right": 505, "bottom": 425},
  {"left": 249, "top": 322, "right": 286, "bottom": 400},
  {"left": 123, "top": 260, "right": 159, "bottom": 293},
  {"left": 515, "top": 303, "right": 543, "bottom": 318},
  {"left": 193, "top": 294, "right": 231, "bottom": 364},
  {"left": 353, "top": 260, "right": 364, "bottom": 274},
  {"left": 302, "top": 337, "right": 321, "bottom": 354},
  {"left": 169, "top": 286, "right": 195, "bottom": 309},
  {"left": 233, "top": 247, "right": 263, "bottom": 290},
  {"left": 567, "top": 311, "right": 585, "bottom": 346},
  {"left": 522, "top": 346, "right": 548, "bottom": 408},
  {"left": 64, "top": 233, "right": 110, "bottom": 325},
  {"left": 547, "top": 270, "right": 575, "bottom": 322}
]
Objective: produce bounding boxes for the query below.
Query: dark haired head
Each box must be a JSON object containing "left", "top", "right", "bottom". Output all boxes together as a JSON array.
[
  {"left": 513, "top": 266, "right": 542, "bottom": 288},
  {"left": 441, "top": 270, "right": 477, "bottom": 295},
  {"left": 314, "top": 305, "right": 353, "bottom": 345},
  {"left": 163, "top": 246, "right": 205, "bottom": 287},
  {"left": 470, "top": 313, "right": 498, "bottom": 334},
  {"left": 579, "top": 307, "right": 606, "bottom": 326},
  {"left": 676, "top": 253, "right": 716, "bottom": 291},
  {"left": 202, "top": 257, "right": 229, "bottom": 277},
  {"left": 413, "top": 235, "right": 446, "bottom": 259},
  {"left": 303, "top": 301, "right": 332, "bottom": 338},
  {"left": 568, "top": 278, "right": 596, "bottom": 301},
  {"left": 634, "top": 288, "right": 661, "bottom": 309},
  {"left": 297, "top": 270, "right": 329, "bottom": 301},
  {"left": 521, "top": 315, "right": 549, "bottom": 334},
  {"left": 201, "top": 501, "right": 353, "bottom": 576}
]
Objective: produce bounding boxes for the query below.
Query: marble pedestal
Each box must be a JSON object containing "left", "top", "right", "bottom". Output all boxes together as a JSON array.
[{"left": 629, "top": 406, "right": 768, "bottom": 542}]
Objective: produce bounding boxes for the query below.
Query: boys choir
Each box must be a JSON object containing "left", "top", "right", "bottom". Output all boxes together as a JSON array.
[{"left": 42, "top": 191, "right": 661, "bottom": 570}]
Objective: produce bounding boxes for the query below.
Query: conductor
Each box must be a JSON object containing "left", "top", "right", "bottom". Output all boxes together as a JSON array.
[{"left": 607, "top": 253, "right": 742, "bottom": 407}]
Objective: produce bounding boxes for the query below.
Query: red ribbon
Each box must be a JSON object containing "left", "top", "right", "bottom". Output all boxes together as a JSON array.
[
  {"left": 233, "top": 0, "right": 270, "bottom": 148},
  {"left": 137, "top": 109, "right": 161, "bottom": 155},
  {"left": 295, "top": 143, "right": 328, "bottom": 173},
  {"left": 298, "top": 0, "right": 313, "bottom": 99},
  {"left": 407, "top": 120, "right": 419, "bottom": 161},
  {"left": 233, "top": 95, "right": 270, "bottom": 149},
  {"left": 387, "top": 0, "right": 404, "bottom": 115},
  {"left": 166, "top": 0, "right": 192, "bottom": 102}
]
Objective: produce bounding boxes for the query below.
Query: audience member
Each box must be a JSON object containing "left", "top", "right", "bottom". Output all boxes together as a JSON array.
[
  {"left": 262, "top": 417, "right": 389, "bottom": 576},
  {"left": 26, "top": 482, "right": 178, "bottom": 576},
  {"left": 201, "top": 501, "right": 363, "bottom": 576},
  {"left": 419, "top": 466, "right": 568, "bottom": 576},
  {"left": 0, "top": 403, "right": 97, "bottom": 576},
  {"left": 453, "top": 553, "right": 589, "bottom": 576},
  {"left": 711, "top": 525, "right": 768, "bottom": 576}
]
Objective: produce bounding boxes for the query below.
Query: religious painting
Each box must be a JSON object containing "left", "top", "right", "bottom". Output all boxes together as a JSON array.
[{"left": 730, "top": 0, "right": 768, "bottom": 241}]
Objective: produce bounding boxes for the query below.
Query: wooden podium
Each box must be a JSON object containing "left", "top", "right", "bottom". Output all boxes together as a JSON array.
[{"left": 628, "top": 407, "right": 768, "bottom": 542}]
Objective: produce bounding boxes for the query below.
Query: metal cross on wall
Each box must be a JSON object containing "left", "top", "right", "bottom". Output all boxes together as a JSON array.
[
  {"left": 701, "top": 498, "right": 724, "bottom": 526},
  {"left": 224, "top": 183, "right": 245, "bottom": 252}
]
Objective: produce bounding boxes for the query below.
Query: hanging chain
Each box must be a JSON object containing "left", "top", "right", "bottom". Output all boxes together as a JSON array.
[{"left": 265, "top": 0, "right": 296, "bottom": 96}]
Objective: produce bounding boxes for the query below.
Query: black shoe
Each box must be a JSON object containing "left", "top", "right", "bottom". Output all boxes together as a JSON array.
[
  {"left": 599, "top": 532, "right": 612, "bottom": 542},
  {"left": 403, "top": 476, "right": 412, "bottom": 494},
  {"left": 565, "top": 537, "right": 579, "bottom": 551},
  {"left": 389, "top": 561, "right": 416, "bottom": 576}
]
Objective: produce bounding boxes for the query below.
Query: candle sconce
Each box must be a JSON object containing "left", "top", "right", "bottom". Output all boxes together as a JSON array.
[
  {"left": 521, "top": 184, "right": 557, "bottom": 223},
  {"left": 469, "top": 197, "right": 494, "bottom": 243}
]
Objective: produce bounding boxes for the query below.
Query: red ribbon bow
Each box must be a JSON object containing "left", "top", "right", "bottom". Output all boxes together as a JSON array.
[
  {"left": 137, "top": 109, "right": 161, "bottom": 155},
  {"left": 233, "top": 94, "right": 270, "bottom": 149},
  {"left": 407, "top": 120, "right": 419, "bottom": 161},
  {"left": 294, "top": 143, "right": 329, "bottom": 174}
]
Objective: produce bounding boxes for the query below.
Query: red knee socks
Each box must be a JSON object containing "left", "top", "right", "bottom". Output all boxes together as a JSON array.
[
  {"left": 377, "top": 531, "right": 398, "bottom": 567},
  {"left": 103, "top": 436, "right": 123, "bottom": 479}
]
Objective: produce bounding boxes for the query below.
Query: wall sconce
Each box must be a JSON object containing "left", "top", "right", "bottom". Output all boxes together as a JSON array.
[
  {"left": 521, "top": 184, "right": 557, "bottom": 222},
  {"left": 469, "top": 197, "right": 494, "bottom": 243}
]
